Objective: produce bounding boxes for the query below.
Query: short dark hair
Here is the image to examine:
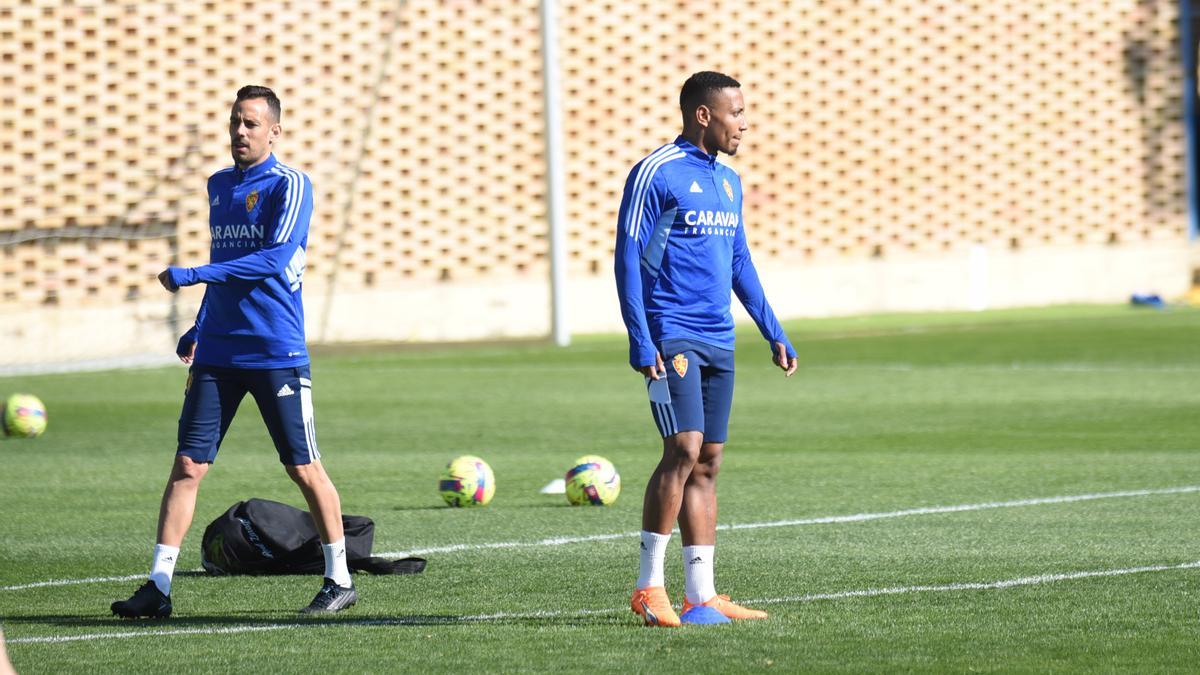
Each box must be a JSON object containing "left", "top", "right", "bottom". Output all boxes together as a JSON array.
[
  {"left": 235, "top": 85, "right": 281, "bottom": 122},
  {"left": 679, "top": 71, "right": 741, "bottom": 116}
]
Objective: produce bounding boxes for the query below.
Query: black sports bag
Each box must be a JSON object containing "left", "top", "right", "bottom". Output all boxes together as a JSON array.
[{"left": 200, "top": 498, "right": 426, "bottom": 576}]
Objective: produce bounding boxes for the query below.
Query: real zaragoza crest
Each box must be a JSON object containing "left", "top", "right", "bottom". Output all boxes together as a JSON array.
[
  {"left": 245, "top": 189, "right": 259, "bottom": 212},
  {"left": 722, "top": 178, "right": 734, "bottom": 201},
  {"left": 672, "top": 353, "right": 688, "bottom": 378}
]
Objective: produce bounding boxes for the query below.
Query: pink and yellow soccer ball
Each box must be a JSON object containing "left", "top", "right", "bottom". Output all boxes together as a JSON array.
[
  {"left": 439, "top": 455, "right": 496, "bottom": 507},
  {"left": 2, "top": 393, "right": 47, "bottom": 439},
  {"left": 565, "top": 455, "right": 620, "bottom": 506}
]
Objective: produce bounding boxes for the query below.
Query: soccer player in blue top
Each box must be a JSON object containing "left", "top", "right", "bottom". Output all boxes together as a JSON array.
[
  {"left": 617, "top": 72, "right": 798, "bottom": 627},
  {"left": 111, "top": 86, "right": 357, "bottom": 617}
]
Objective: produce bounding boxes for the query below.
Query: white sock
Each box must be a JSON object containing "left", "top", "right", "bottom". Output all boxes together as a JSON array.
[
  {"left": 149, "top": 544, "right": 180, "bottom": 597},
  {"left": 682, "top": 545, "right": 716, "bottom": 604},
  {"left": 637, "top": 530, "right": 671, "bottom": 589},
  {"left": 322, "top": 539, "right": 352, "bottom": 588}
]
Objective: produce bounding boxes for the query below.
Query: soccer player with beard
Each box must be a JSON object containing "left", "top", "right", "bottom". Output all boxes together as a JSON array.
[
  {"left": 615, "top": 71, "right": 798, "bottom": 627},
  {"left": 111, "top": 86, "right": 357, "bottom": 617}
]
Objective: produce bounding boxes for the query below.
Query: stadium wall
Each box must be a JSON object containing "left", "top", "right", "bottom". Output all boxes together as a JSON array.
[{"left": 0, "top": 1, "right": 1190, "bottom": 369}]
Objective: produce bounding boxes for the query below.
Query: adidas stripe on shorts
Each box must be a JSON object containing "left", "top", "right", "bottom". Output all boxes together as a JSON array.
[
  {"left": 177, "top": 364, "right": 321, "bottom": 466},
  {"left": 646, "top": 339, "right": 735, "bottom": 443}
]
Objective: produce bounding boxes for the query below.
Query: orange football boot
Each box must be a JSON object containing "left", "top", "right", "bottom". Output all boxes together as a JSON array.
[
  {"left": 681, "top": 594, "right": 768, "bottom": 620},
  {"left": 630, "top": 587, "right": 681, "bottom": 627}
]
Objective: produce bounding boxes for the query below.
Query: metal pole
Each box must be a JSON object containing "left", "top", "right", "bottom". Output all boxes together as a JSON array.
[
  {"left": 540, "top": 0, "right": 570, "bottom": 346},
  {"left": 1181, "top": 0, "right": 1199, "bottom": 239}
]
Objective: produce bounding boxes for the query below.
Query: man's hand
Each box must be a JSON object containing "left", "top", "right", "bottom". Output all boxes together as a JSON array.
[
  {"left": 773, "top": 341, "right": 797, "bottom": 377},
  {"left": 176, "top": 331, "right": 196, "bottom": 364},
  {"left": 177, "top": 340, "right": 196, "bottom": 364},
  {"left": 638, "top": 352, "right": 666, "bottom": 380},
  {"left": 158, "top": 269, "right": 179, "bottom": 293}
]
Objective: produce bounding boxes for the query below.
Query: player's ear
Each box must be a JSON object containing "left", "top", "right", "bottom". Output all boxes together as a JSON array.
[
  {"left": 268, "top": 122, "right": 281, "bottom": 145},
  {"left": 694, "top": 104, "right": 711, "bottom": 129}
]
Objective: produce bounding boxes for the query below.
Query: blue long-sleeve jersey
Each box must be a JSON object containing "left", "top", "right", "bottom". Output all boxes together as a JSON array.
[
  {"left": 614, "top": 137, "right": 795, "bottom": 370},
  {"left": 168, "top": 154, "right": 311, "bottom": 369}
]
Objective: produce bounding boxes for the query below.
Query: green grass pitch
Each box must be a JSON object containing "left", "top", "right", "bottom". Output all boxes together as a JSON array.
[{"left": 1, "top": 304, "right": 1199, "bottom": 672}]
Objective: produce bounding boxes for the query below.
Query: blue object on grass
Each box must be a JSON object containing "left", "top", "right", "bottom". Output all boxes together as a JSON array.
[
  {"left": 680, "top": 605, "right": 732, "bottom": 625},
  {"left": 1130, "top": 293, "right": 1165, "bottom": 308}
]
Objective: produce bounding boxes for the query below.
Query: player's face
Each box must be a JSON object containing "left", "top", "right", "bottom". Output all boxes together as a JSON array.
[
  {"left": 229, "top": 98, "right": 280, "bottom": 169},
  {"left": 702, "top": 87, "right": 748, "bottom": 156}
]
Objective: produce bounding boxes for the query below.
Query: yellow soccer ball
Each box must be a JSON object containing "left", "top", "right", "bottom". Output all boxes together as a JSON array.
[
  {"left": 2, "top": 393, "right": 47, "bottom": 439},
  {"left": 439, "top": 455, "right": 495, "bottom": 507},
  {"left": 565, "top": 455, "right": 620, "bottom": 506}
]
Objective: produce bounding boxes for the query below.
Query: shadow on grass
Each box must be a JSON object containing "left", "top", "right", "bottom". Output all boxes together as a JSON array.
[
  {"left": 174, "top": 570, "right": 213, "bottom": 578},
  {"left": 4, "top": 611, "right": 629, "bottom": 630}
]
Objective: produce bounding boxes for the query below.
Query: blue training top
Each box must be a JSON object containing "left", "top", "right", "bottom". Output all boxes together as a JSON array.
[
  {"left": 168, "top": 154, "right": 311, "bottom": 369},
  {"left": 614, "top": 136, "right": 795, "bottom": 370}
]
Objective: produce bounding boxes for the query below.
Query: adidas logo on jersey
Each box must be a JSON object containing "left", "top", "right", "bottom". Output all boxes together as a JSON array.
[
  {"left": 276, "top": 384, "right": 295, "bottom": 397},
  {"left": 689, "top": 180, "right": 703, "bottom": 193},
  {"left": 211, "top": 195, "right": 220, "bottom": 206}
]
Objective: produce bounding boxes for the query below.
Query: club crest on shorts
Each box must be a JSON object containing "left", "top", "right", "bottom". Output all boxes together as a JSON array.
[
  {"left": 672, "top": 353, "right": 688, "bottom": 378},
  {"left": 723, "top": 178, "right": 734, "bottom": 201},
  {"left": 245, "top": 189, "right": 259, "bottom": 212}
]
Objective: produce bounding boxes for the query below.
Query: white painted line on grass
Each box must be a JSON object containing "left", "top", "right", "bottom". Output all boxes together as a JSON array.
[
  {"left": 9, "top": 559, "right": 1199, "bottom": 645},
  {"left": 0, "top": 574, "right": 144, "bottom": 592},
  {"left": 5, "top": 485, "right": 1196, "bottom": 592},
  {"left": 392, "top": 531, "right": 632, "bottom": 557},
  {"left": 378, "top": 484, "right": 1200, "bottom": 558},
  {"left": 9, "top": 624, "right": 299, "bottom": 645},
  {"left": 811, "top": 362, "right": 1200, "bottom": 373},
  {"left": 755, "top": 559, "right": 1200, "bottom": 605},
  {"left": 716, "top": 485, "right": 1200, "bottom": 534}
]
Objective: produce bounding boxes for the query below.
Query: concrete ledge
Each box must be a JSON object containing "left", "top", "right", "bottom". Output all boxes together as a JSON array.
[{"left": 1, "top": 239, "right": 1189, "bottom": 369}]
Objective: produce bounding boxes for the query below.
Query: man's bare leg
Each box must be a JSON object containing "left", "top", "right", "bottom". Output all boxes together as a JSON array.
[{"left": 287, "top": 460, "right": 354, "bottom": 602}]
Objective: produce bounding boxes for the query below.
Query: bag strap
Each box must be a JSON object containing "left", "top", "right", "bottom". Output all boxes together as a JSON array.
[{"left": 349, "top": 556, "right": 427, "bottom": 575}]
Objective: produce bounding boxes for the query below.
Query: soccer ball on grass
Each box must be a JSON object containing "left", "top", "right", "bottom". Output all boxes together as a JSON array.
[
  {"left": 565, "top": 455, "right": 620, "bottom": 506},
  {"left": 2, "top": 393, "right": 47, "bottom": 439},
  {"left": 439, "top": 455, "right": 495, "bottom": 507}
]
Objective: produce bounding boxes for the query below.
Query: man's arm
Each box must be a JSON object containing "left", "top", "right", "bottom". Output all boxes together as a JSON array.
[
  {"left": 614, "top": 167, "right": 669, "bottom": 378},
  {"left": 173, "top": 290, "right": 209, "bottom": 363},
  {"left": 166, "top": 172, "right": 312, "bottom": 288},
  {"left": 731, "top": 223, "right": 797, "bottom": 376}
]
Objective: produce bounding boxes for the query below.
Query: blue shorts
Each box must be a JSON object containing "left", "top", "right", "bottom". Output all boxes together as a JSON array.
[
  {"left": 646, "top": 339, "right": 735, "bottom": 443},
  {"left": 177, "top": 364, "right": 321, "bottom": 466}
]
